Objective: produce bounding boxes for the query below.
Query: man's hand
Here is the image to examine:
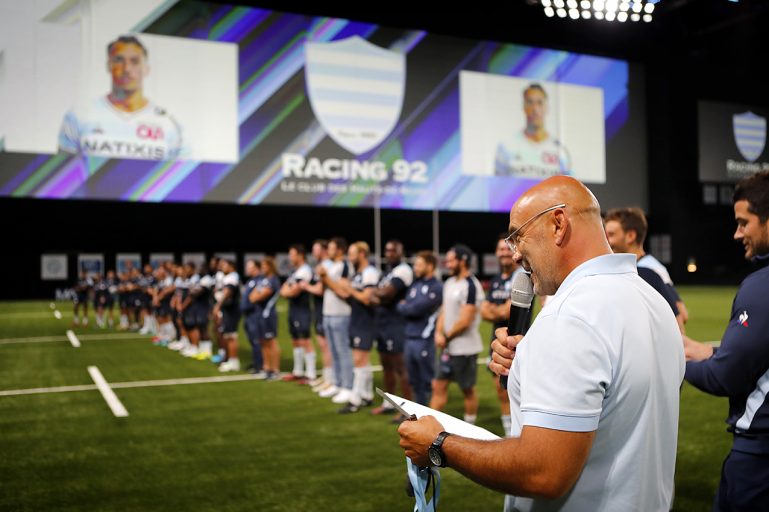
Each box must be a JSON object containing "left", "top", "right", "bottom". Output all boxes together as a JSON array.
[
  {"left": 489, "top": 327, "right": 523, "bottom": 376},
  {"left": 398, "top": 415, "right": 445, "bottom": 467},
  {"left": 683, "top": 335, "right": 714, "bottom": 362},
  {"left": 435, "top": 331, "right": 447, "bottom": 349}
]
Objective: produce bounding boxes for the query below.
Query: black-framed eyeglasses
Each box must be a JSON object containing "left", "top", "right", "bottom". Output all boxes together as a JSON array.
[{"left": 504, "top": 203, "right": 566, "bottom": 254}]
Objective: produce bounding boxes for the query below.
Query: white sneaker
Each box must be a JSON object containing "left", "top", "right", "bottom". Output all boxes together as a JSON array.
[
  {"left": 219, "top": 360, "right": 240, "bottom": 372},
  {"left": 168, "top": 340, "right": 184, "bottom": 351},
  {"left": 311, "top": 379, "right": 329, "bottom": 392},
  {"left": 318, "top": 385, "right": 339, "bottom": 398},
  {"left": 138, "top": 327, "right": 150, "bottom": 335},
  {"left": 181, "top": 346, "right": 199, "bottom": 358},
  {"left": 331, "top": 388, "right": 352, "bottom": 404}
]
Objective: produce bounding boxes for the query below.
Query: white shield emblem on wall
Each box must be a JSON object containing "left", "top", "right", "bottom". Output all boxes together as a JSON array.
[
  {"left": 733, "top": 111, "right": 766, "bottom": 163},
  {"left": 305, "top": 36, "right": 406, "bottom": 155}
]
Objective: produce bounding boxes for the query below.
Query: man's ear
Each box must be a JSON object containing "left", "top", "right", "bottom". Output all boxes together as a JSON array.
[{"left": 553, "top": 209, "right": 569, "bottom": 246}]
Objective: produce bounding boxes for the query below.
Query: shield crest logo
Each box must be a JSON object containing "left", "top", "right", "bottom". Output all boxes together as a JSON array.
[
  {"left": 305, "top": 36, "right": 406, "bottom": 155},
  {"left": 733, "top": 111, "right": 766, "bottom": 163}
]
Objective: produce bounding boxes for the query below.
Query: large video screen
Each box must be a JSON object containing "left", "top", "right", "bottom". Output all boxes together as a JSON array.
[
  {"left": 699, "top": 100, "right": 769, "bottom": 182},
  {"left": 0, "top": 0, "right": 646, "bottom": 212}
]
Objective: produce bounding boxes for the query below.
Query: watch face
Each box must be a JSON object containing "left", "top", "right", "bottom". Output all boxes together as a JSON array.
[{"left": 428, "top": 447, "right": 443, "bottom": 467}]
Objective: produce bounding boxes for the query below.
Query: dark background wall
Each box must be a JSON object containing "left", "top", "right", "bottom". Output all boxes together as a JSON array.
[{"left": 2, "top": 0, "right": 766, "bottom": 299}]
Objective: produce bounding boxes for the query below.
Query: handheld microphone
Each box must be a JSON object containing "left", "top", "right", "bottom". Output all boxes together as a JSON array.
[{"left": 500, "top": 271, "right": 534, "bottom": 389}]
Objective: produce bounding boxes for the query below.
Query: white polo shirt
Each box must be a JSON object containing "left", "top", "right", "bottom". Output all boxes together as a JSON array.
[
  {"left": 505, "top": 254, "right": 684, "bottom": 512},
  {"left": 442, "top": 274, "right": 484, "bottom": 356},
  {"left": 322, "top": 259, "right": 352, "bottom": 316}
]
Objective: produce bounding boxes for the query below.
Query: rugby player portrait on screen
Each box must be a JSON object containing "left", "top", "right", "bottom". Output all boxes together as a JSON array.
[
  {"left": 494, "top": 83, "right": 571, "bottom": 179},
  {"left": 58, "top": 34, "right": 184, "bottom": 160}
]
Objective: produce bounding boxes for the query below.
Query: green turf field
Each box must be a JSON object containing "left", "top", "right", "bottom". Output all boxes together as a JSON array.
[{"left": 0, "top": 285, "right": 737, "bottom": 511}]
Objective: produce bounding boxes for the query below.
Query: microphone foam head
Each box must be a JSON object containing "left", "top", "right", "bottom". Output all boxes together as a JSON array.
[{"left": 510, "top": 271, "right": 534, "bottom": 308}]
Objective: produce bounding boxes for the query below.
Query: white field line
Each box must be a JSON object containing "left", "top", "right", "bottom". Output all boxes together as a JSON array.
[
  {"left": 0, "top": 384, "right": 98, "bottom": 396},
  {"left": 87, "top": 366, "right": 129, "bottom": 417},
  {"left": 0, "top": 312, "right": 66, "bottom": 318},
  {"left": 0, "top": 333, "right": 147, "bottom": 345},
  {"left": 0, "top": 366, "right": 385, "bottom": 397},
  {"left": 65, "top": 330, "right": 81, "bottom": 348}
]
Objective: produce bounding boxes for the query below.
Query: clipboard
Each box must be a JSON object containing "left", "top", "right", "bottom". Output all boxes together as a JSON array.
[{"left": 376, "top": 387, "right": 417, "bottom": 420}]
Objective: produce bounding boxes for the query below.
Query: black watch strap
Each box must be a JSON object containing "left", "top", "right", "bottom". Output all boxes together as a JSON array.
[{"left": 431, "top": 431, "right": 452, "bottom": 467}]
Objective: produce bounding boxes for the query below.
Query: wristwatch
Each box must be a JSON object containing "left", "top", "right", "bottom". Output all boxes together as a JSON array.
[{"left": 428, "top": 431, "right": 452, "bottom": 467}]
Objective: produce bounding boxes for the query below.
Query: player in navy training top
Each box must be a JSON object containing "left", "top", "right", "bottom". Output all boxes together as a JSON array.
[
  {"left": 684, "top": 171, "right": 769, "bottom": 511},
  {"left": 241, "top": 259, "right": 264, "bottom": 375},
  {"left": 397, "top": 251, "right": 443, "bottom": 406}
]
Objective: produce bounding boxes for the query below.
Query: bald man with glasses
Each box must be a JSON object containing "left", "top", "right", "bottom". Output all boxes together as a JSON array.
[{"left": 399, "top": 176, "right": 684, "bottom": 511}]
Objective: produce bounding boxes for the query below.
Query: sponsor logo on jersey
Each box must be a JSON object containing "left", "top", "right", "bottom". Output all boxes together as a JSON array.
[
  {"left": 739, "top": 310, "right": 749, "bottom": 327},
  {"left": 137, "top": 124, "right": 165, "bottom": 141}
]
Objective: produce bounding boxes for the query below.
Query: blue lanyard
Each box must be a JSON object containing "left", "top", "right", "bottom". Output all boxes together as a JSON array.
[{"left": 407, "top": 458, "right": 440, "bottom": 512}]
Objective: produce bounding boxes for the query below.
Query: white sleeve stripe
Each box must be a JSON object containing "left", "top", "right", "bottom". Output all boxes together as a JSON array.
[{"left": 521, "top": 410, "right": 599, "bottom": 432}]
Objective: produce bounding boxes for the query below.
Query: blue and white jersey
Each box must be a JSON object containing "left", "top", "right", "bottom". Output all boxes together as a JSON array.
[
  {"left": 74, "top": 276, "right": 94, "bottom": 294},
  {"left": 686, "top": 259, "right": 769, "bottom": 443},
  {"left": 495, "top": 131, "right": 571, "bottom": 179},
  {"left": 255, "top": 274, "right": 281, "bottom": 319},
  {"left": 59, "top": 96, "right": 184, "bottom": 160},
  {"left": 174, "top": 275, "right": 188, "bottom": 301},
  {"left": 220, "top": 272, "right": 241, "bottom": 313},
  {"left": 287, "top": 263, "right": 313, "bottom": 312},
  {"left": 375, "top": 261, "right": 414, "bottom": 328},
  {"left": 157, "top": 276, "right": 175, "bottom": 307},
  {"left": 397, "top": 277, "right": 443, "bottom": 341},
  {"left": 192, "top": 274, "right": 213, "bottom": 309},
  {"left": 93, "top": 279, "right": 110, "bottom": 302},
  {"left": 105, "top": 277, "right": 119, "bottom": 298},
  {"left": 350, "top": 265, "right": 380, "bottom": 338}
]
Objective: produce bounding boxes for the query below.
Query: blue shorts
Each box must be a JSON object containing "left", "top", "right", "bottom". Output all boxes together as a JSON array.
[
  {"left": 377, "top": 337, "right": 404, "bottom": 354},
  {"left": 349, "top": 329, "right": 375, "bottom": 351},
  {"left": 376, "top": 322, "right": 405, "bottom": 353},
  {"left": 183, "top": 305, "right": 209, "bottom": 330},
  {"left": 260, "top": 313, "right": 277, "bottom": 340},
  {"left": 219, "top": 309, "right": 241, "bottom": 335},
  {"left": 289, "top": 309, "right": 311, "bottom": 339}
]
